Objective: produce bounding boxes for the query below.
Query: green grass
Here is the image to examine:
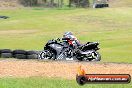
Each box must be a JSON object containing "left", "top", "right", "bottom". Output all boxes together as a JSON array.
[
  {"left": 0, "top": 7, "right": 132, "bottom": 63},
  {"left": 0, "top": 0, "right": 132, "bottom": 63},
  {"left": 0, "top": 77, "right": 131, "bottom": 88},
  {"left": 0, "top": 1, "right": 132, "bottom": 88}
]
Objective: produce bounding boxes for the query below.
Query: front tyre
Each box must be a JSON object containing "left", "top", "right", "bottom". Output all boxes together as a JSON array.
[{"left": 38, "top": 50, "right": 56, "bottom": 60}]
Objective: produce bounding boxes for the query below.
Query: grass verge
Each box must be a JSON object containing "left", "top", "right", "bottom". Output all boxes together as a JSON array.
[{"left": 0, "top": 77, "right": 132, "bottom": 88}]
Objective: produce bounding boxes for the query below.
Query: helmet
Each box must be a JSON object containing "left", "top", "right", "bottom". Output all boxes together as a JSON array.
[{"left": 63, "top": 32, "right": 73, "bottom": 37}]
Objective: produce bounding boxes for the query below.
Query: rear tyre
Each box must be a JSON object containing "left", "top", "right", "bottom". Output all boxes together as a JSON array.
[{"left": 91, "top": 52, "right": 101, "bottom": 61}]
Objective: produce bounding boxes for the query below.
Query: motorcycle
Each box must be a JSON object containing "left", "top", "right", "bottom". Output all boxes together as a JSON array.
[{"left": 39, "top": 38, "right": 101, "bottom": 61}]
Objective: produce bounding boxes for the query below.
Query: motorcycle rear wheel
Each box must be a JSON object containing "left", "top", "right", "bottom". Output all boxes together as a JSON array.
[
  {"left": 76, "top": 51, "right": 101, "bottom": 61},
  {"left": 91, "top": 51, "right": 101, "bottom": 61}
]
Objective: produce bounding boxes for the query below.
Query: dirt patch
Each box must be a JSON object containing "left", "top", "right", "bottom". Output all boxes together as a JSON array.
[
  {"left": 0, "top": 30, "right": 38, "bottom": 35},
  {"left": 0, "top": 59, "right": 132, "bottom": 79},
  {"left": 0, "top": 0, "right": 20, "bottom": 7}
]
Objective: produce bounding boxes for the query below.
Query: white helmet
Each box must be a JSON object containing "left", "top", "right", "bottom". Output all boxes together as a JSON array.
[{"left": 63, "top": 32, "right": 73, "bottom": 37}]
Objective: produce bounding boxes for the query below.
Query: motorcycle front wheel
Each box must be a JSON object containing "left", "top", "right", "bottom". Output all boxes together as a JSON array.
[{"left": 38, "top": 50, "right": 56, "bottom": 60}]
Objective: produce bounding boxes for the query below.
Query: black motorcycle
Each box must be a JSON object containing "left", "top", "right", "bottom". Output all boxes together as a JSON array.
[{"left": 39, "top": 38, "right": 101, "bottom": 61}]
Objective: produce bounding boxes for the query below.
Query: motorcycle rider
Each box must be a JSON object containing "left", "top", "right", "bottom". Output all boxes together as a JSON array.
[{"left": 62, "top": 32, "right": 81, "bottom": 48}]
